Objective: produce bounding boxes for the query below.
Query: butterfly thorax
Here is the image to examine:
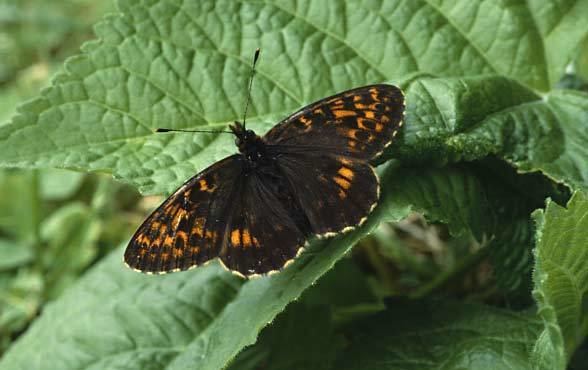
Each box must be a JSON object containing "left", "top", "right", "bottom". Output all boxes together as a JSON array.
[{"left": 230, "top": 121, "right": 267, "bottom": 164}]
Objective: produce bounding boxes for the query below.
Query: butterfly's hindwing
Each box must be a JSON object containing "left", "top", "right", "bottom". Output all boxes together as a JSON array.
[
  {"left": 220, "top": 168, "right": 310, "bottom": 275},
  {"left": 263, "top": 84, "right": 404, "bottom": 160},
  {"left": 271, "top": 151, "right": 379, "bottom": 236}
]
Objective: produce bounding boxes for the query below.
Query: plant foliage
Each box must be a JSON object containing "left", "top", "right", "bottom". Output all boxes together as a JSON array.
[{"left": 1, "top": 0, "right": 588, "bottom": 369}]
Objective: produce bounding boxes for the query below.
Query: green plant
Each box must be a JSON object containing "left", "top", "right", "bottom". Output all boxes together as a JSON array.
[{"left": 1, "top": 1, "right": 588, "bottom": 369}]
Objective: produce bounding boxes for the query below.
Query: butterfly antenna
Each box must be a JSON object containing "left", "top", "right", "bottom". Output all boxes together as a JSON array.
[
  {"left": 155, "top": 128, "right": 233, "bottom": 134},
  {"left": 242, "top": 48, "right": 260, "bottom": 130}
]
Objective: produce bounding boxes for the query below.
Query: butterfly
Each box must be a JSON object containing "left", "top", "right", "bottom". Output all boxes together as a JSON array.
[{"left": 125, "top": 84, "right": 405, "bottom": 277}]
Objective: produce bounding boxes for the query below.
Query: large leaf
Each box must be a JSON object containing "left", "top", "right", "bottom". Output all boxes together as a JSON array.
[
  {"left": 531, "top": 191, "right": 588, "bottom": 369},
  {"left": 333, "top": 299, "right": 542, "bottom": 370},
  {"left": 395, "top": 76, "right": 588, "bottom": 191},
  {"left": 1, "top": 0, "right": 588, "bottom": 195}
]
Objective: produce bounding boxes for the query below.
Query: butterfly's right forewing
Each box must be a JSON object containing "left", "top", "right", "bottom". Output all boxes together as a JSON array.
[{"left": 263, "top": 84, "right": 404, "bottom": 161}]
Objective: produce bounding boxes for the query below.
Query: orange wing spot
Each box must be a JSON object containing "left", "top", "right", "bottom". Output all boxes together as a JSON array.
[
  {"left": 159, "top": 224, "right": 168, "bottom": 237},
  {"left": 192, "top": 217, "right": 205, "bottom": 237},
  {"left": 353, "top": 95, "right": 362, "bottom": 102},
  {"left": 313, "top": 108, "right": 325, "bottom": 115},
  {"left": 199, "top": 179, "right": 216, "bottom": 193},
  {"left": 161, "top": 252, "right": 169, "bottom": 262},
  {"left": 364, "top": 111, "right": 375, "bottom": 119},
  {"left": 355, "top": 103, "right": 368, "bottom": 109},
  {"left": 334, "top": 110, "right": 357, "bottom": 119},
  {"left": 338, "top": 189, "right": 347, "bottom": 199},
  {"left": 163, "top": 235, "right": 173, "bottom": 247},
  {"left": 252, "top": 236, "right": 260, "bottom": 248},
  {"left": 348, "top": 140, "right": 357, "bottom": 148},
  {"left": 190, "top": 246, "right": 200, "bottom": 255},
  {"left": 136, "top": 234, "right": 147, "bottom": 244},
  {"left": 333, "top": 176, "right": 351, "bottom": 190},
  {"left": 357, "top": 117, "right": 368, "bottom": 130},
  {"left": 338, "top": 166, "right": 354, "bottom": 180},
  {"left": 346, "top": 129, "right": 357, "bottom": 139},
  {"left": 375, "top": 122, "right": 384, "bottom": 132},
  {"left": 381, "top": 115, "right": 390, "bottom": 123},
  {"left": 231, "top": 229, "right": 241, "bottom": 246},
  {"left": 139, "top": 248, "right": 148, "bottom": 257},
  {"left": 338, "top": 157, "right": 352, "bottom": 165},
  {"left": 299, "top": 116, "right": 312, "bottom": 127},
  {"left": 205, "top": 230, "right": 216, "bottom": 240},
  {"left": 149, "top": 252, "right": 157, "bottom": 261},
  {"left": 172, "top": 247, "right": 184, "bottom": 257},
  {"left": 242, "top": 229, "right": 252, "bottom": 248},
  {"left": 172, "top": 210, "right": 185, "bottom": 229}
]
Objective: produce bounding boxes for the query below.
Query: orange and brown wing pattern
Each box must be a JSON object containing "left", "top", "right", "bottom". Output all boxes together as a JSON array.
[
  {"left": 125, "top": 155, "right": 311, "bottom": 276},
  {"left": 124, "top": 155, "right": 243, "bottom": 274},
  {"left": 125, "top": 84, "right": 405, "bottom": 277},
  {"left": 263, "top": 84, "right": 404, "bottom": 161}
]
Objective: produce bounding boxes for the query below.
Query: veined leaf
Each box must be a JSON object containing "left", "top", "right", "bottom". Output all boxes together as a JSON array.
[
  {"left": 1, "top": 1, "right": 587, "bottom": 195},
  {"left": 334, "top": 299, "right": 542, "bottom": 370},
  {"left": 395, "top": 76, "right": 588, "bottom": 191},
  {"left": 531, "top": 191, "right": 588, "bottom": 369}
]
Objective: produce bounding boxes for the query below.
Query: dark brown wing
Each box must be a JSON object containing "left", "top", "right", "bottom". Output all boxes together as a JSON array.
[
  {"left": 218, "top": 164, "right": 311, "bottom": 275},
  {"left": 263, "top": 84, "right": 404, "bottom": 160},
  {"left": 260, "top": 84, "right": 404, "bottom": 237},
  {"left": 268, "top": 150, "right": 379, "bottom": 236},
  {"left": 125, "top": 155, "right": 310, "bottom": 276},
  {"left": 125, "top": 155, "right": 244, "bottom": 274}
]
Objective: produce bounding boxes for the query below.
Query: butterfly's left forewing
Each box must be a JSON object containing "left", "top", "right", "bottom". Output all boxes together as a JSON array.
[
  {"left": 125, "top": 154, "right": 310, "bottom": 276},
  {"left": 125, "top": 155, "right": 243, "bottom": 273}
]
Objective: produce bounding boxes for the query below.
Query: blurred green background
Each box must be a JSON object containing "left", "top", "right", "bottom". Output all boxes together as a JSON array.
[{"left": 0, "top": 0, "right": 145, "bottom": 353}]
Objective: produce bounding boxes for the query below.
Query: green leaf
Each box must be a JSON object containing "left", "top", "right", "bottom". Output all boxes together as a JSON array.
[
  {"left": 379, "top": 160, "right": 565, "bottom": 295},
  {"left": 531, "top": 191, "right": 588, "bottom": 368},
  {"left": 334, "top": 299, "right": 542, "bottom": 370},
  {"left": 2, "top": 0, "right": 588, "bottom": 367},
  {"left": 39, "top": 169, "right": 85, "bottom": 201},
  {"left": 0, "top": 269, "right": 43, "bottom": 354},
  {"left": 40, "top": 202, "right": 101, "bottom": 299},
  {"left": 1, "top": 1, "right": 588, "bottom": 194},
  {"left": 227, "top": 258, "right": 382, "bottom": 370},
  {"left": 228, "top": 303, "right": 340, "bottom": 370},
  {"left": 0, "top": 239, "right": 33, "bottom": 271},
  {"left": 395, "top": 76, "right": 588, "bottom": 191}
]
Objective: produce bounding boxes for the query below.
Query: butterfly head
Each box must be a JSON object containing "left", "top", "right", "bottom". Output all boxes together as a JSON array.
[{"left": 230, "top": 121, "right": 265, "bottom": 162}]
